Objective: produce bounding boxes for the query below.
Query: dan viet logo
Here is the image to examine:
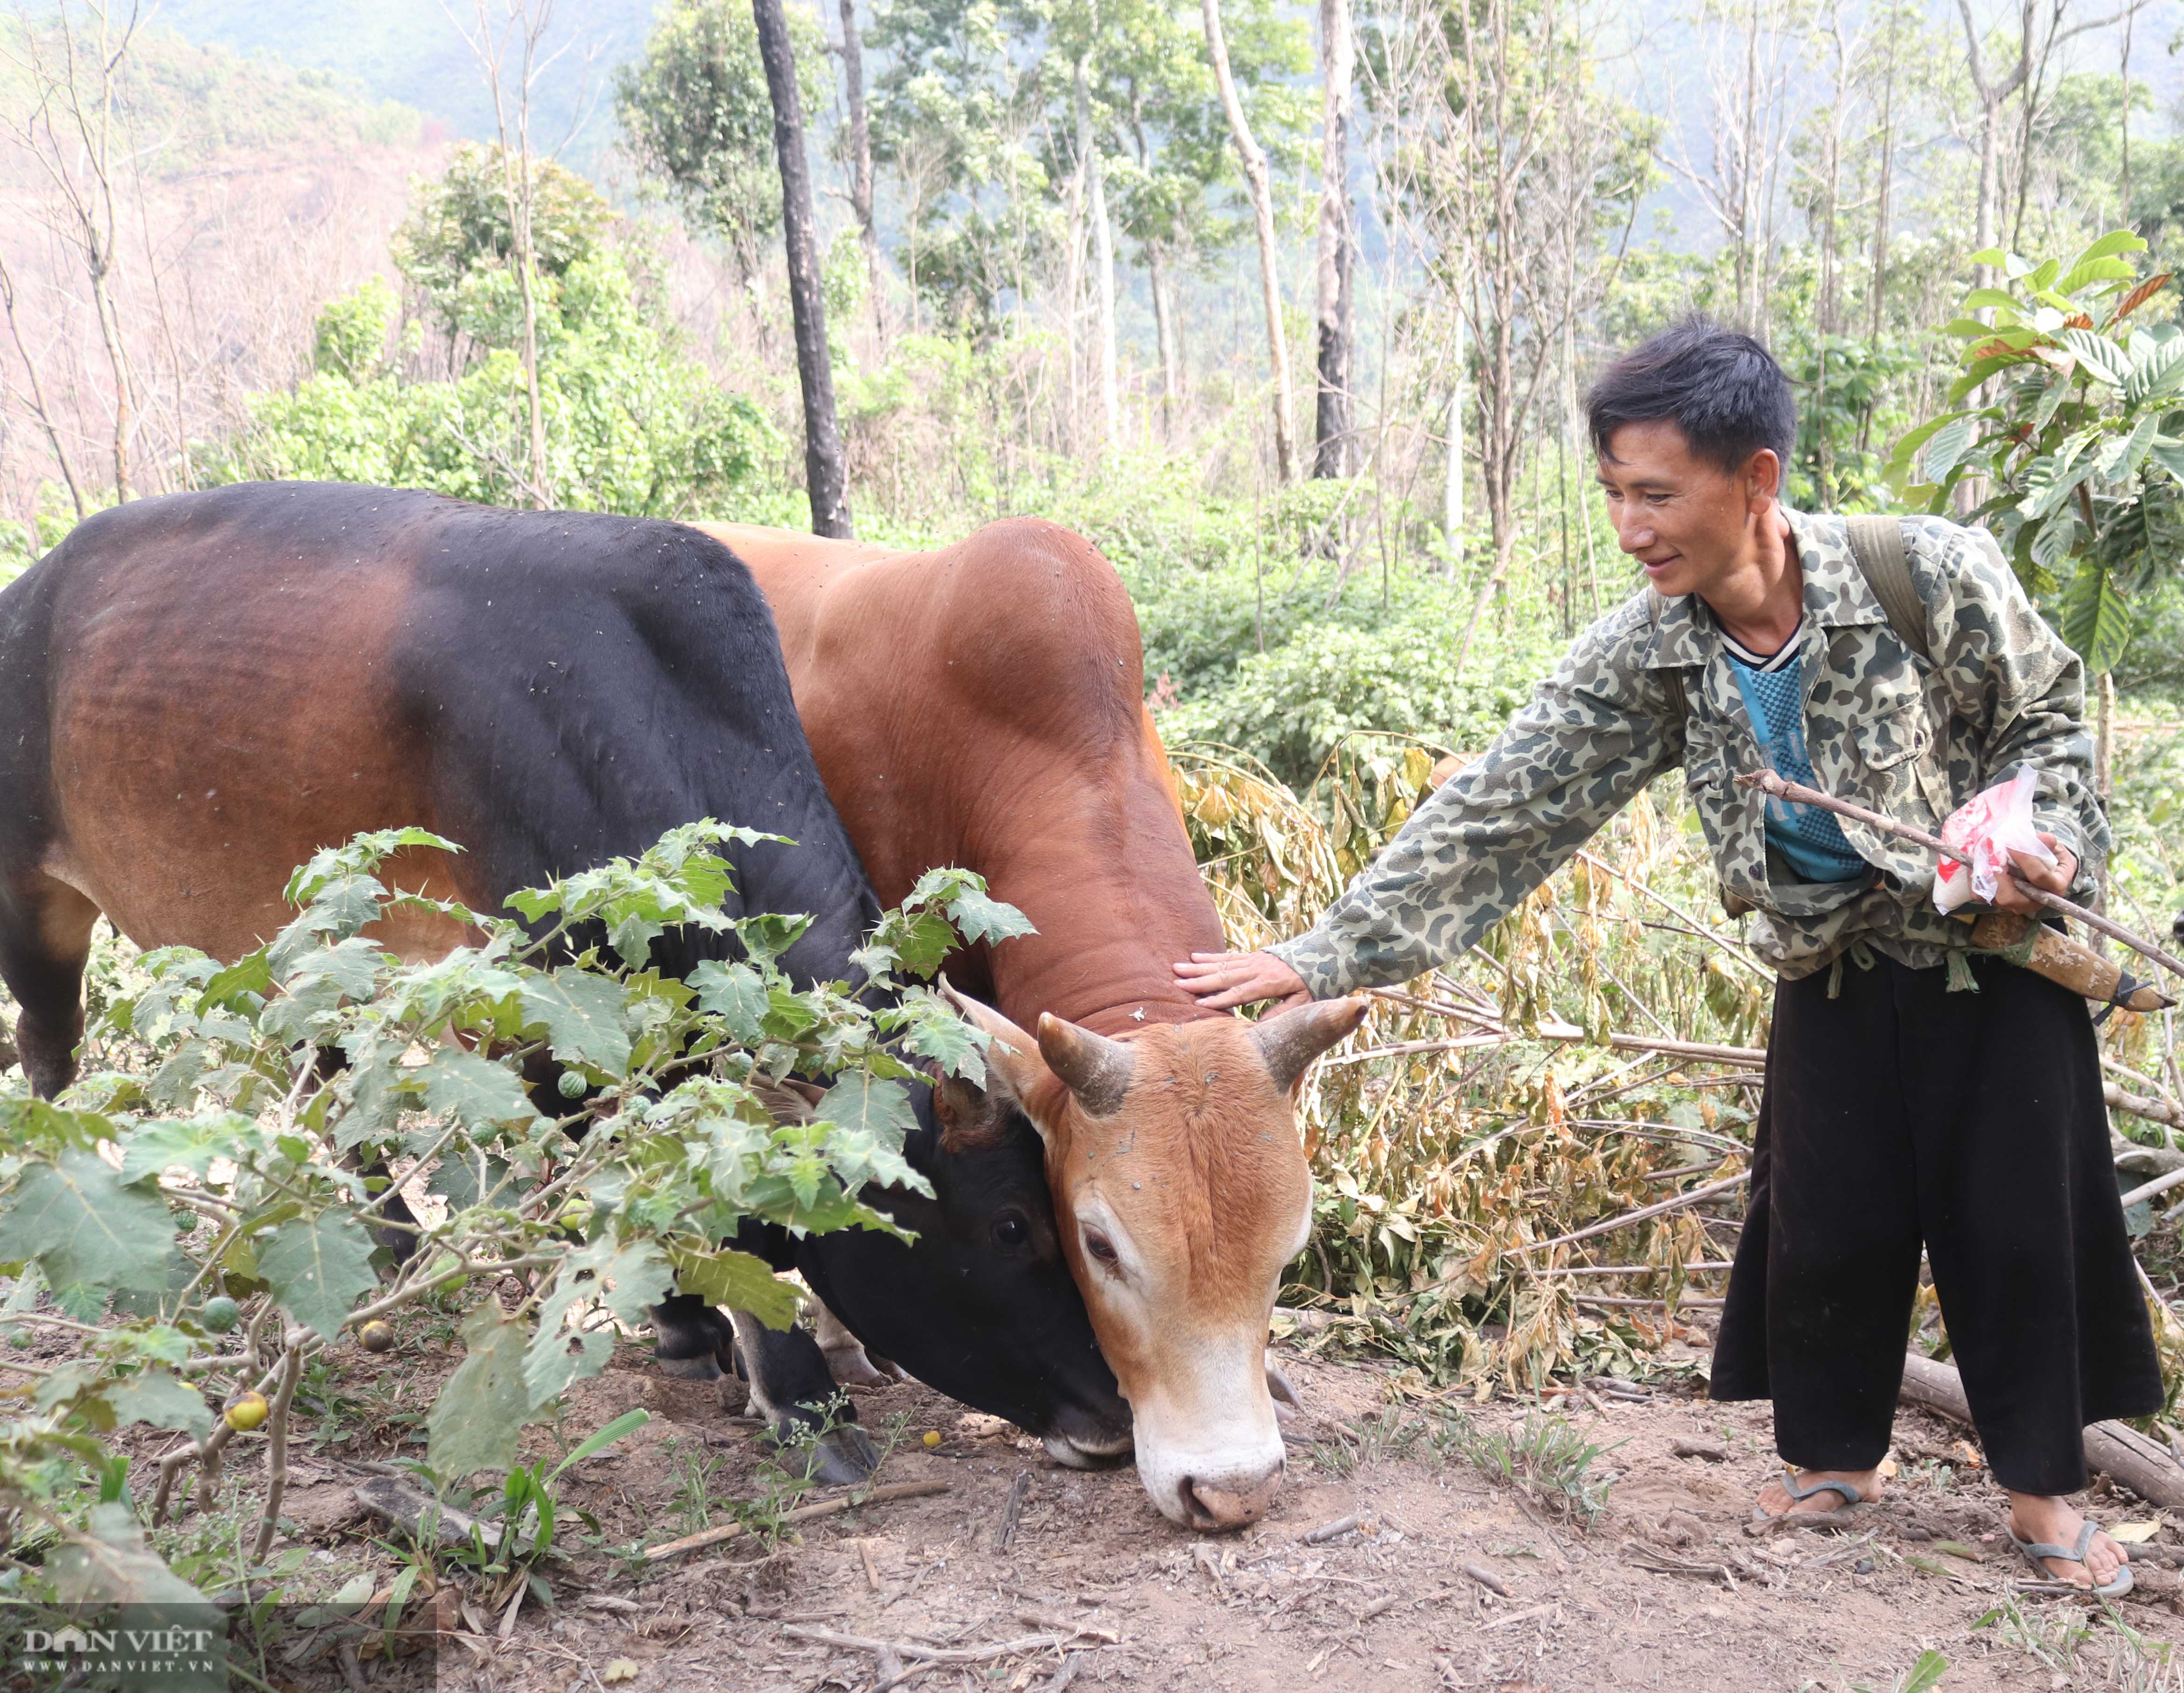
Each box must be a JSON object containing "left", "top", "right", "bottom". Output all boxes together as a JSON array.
[{"left": 18, "top": 1623, "right": 223, "bottom": 1674}]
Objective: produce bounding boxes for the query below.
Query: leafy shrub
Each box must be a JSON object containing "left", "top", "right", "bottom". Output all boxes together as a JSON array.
[
  {"left": 1162, "top": 594, "right": 1562, "bottom": 789},
  {"left": 0, "top": 823, "right": 1022, "bottom": 1613}
]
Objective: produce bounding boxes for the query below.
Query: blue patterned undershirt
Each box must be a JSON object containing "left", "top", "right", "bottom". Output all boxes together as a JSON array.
[{"left": 1722, "top": 619, "right": 1870, "bottom": 884}]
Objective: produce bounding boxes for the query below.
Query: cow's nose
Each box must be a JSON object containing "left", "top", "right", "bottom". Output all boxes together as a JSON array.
[{"left": 1180, "top": 1460, "right": 1283, "bottom": 1532}]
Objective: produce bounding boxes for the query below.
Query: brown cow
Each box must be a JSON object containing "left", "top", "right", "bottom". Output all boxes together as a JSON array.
[{"left": 693, "top": 518, "right": 1366, "bottom": 1531}]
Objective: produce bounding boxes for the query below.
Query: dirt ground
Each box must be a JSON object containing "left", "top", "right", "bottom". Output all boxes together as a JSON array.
[{"left": 224, "top": 1316, "right": 2184, "bottom": 1693}]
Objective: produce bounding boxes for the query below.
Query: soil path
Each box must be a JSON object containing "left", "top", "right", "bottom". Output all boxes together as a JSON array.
[{"left": 257, "top": 1336, "right": 2184, "bottom": 1692}]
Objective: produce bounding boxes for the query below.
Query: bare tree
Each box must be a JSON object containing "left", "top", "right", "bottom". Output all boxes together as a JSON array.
[
  {"left": 1314, "top": 0, "right": 1354, "bottom": 478},
  {"left": 444, "top": 0, "right": 573, "bottom": 505},
  {"left": 1422, "top": 0, "right": 1648, "bottom": 675},
  {"left": 837, "top": 0, "right": 883, "bottom": 335},
  {"left": 1660, "top": 0, "right": 1799, "bottom": 337},
  {"left": 754, "top": 0, "right": 853, "bottom": 537},
  {"left": 1077, "top": 63, "right": 1119, "bottom": 448},
  {"left": 1954, "top": 0, "right": 2135, "bottom": 275},
  {"left": 1203, "top": 0, "right": 1295, "bottom": 484},
  {"left": 2, "top": 1, "right": 152, "bottom": 500}
]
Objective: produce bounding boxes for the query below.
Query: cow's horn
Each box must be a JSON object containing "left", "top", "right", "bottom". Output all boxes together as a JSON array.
[
  {"left": 1035, "top": 1014, "right": 1134, "bottom": 1116},
  {"left": 1251, "top": 997, "right": 1369, "bottom": 1091}
]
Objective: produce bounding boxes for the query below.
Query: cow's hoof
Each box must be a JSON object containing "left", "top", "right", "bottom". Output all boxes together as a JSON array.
[
  {"left": 1267, "top": 1359, "right": 1303, "bottom": 1423},
  {"left": 781, "top": 1421, "right": 881, "bottom": 1485},
  {"left": 823, "top": 1341, "right": 908, "bottom": 1389},
  {"left": 658, "top": 1355, "right": 724, "bottom": 1382}
]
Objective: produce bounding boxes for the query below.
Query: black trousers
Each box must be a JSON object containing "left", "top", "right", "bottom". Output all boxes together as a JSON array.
[{"left": 1711, "top": 950, "right": 2163, "bottom": 1494}]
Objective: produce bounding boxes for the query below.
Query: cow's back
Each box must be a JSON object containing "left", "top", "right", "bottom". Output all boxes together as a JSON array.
[
  {"left": 703, "top": 518, "right": 1221, "bottom": 1033},
  {"left": 5, "top": 484, "right": 875, "bottom": 982}
]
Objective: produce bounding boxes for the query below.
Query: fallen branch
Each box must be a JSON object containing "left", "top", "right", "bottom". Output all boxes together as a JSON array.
[
  {"left": 1358, "top": 989, "right": 1767, "bottom": 1069},
  {"left": 991, "top": 1470, "right": 1032, "bottom": 1553},
  {"left": 1506, "top": 1172, "right": 1750, "bottom": 1258},
  {"left": 1897, "top": 1351, "right": 2184, "bottom": 1511},
  {"left": 641, "top": 1479, "right": 949, "bottom": 1562},
  {"left": 2110, "top": 1083, "right": 2184, "bottom": 1134},
  {"left": 1569, "top": 1294, "right": 1726, "bottom": 1308},
  {"left": 2121, "top": 1167, "right": 2184, "bottom": 1210},
  {"left": 783, "top": 1625, "right": 1074, "bottom": 1665},
  {"left": 1738, "top": 770, "right": 2184, "bottom": 988}
]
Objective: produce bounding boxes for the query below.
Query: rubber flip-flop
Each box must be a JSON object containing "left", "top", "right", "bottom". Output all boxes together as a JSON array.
[
  {"left": 1750, "top": 1471, "right": 1867, "bottom": 1524},
  {"left": 2010, "top": 1519, "right": 2133, "bottom": 1600}
]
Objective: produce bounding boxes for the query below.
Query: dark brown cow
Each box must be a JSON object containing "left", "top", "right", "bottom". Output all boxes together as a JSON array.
[
  {"left": 693, "top": 518, "right": 1366, "bottom": 1531},
  {"left": 0, "top": 483, "right": 1132, "bottom": 1471}
]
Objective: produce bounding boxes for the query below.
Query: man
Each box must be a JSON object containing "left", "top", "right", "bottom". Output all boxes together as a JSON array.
[{"left": 1177, "top": 319, "right": 2160, "bottom": 1593}]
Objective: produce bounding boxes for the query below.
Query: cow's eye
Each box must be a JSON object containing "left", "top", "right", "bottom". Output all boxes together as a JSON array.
[
  {"left": 1083, "top": 1229, "right": 1121, "bottom": 1272},
  {"left": 990, "top": 1212, "right": 1030, "bottom": 1250}
]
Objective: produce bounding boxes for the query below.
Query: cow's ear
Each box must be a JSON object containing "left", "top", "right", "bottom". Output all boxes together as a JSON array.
[
  {"left": 932, "top": 1067, "right": 1013, "bottom": 1153},
  {"left": 934, "top": 980, "right": 1059, "bottom": 1147}
]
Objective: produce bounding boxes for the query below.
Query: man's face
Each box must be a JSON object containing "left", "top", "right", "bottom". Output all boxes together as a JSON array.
[{"left": 1595, "top": 420, "right": 1776, "bottom": 600}]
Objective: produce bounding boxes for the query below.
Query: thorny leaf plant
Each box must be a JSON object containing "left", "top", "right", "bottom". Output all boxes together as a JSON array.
[
  {"left": 0, "top": 821, "right": 1028, "bottom": 1623},
  {"left": 1888, "top": 227, "right": 2183, "bottom": 676}
]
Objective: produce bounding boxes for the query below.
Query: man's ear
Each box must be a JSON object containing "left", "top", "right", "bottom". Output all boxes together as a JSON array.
[{"left": 1745, "top": 446, "right": 1782, "bottom": 507}]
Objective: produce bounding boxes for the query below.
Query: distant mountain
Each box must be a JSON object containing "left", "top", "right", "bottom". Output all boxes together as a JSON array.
[{"left": 154, "top": 0, "right": 661, "bottom": 170}]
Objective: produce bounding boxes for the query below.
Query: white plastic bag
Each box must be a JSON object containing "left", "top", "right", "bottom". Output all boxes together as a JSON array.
[{"left": 1932, "top": 768, "right": 2057, "bottom": 914}]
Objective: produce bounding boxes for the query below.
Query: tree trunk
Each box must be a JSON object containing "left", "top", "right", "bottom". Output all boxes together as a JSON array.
[
  {"left": 509, "top": 154, "right": 550, "bottom": 505},
  {"left": 838, "top": 0, "right": 882, "bottom": 336},
  {"left": 1148, "top": 243, "right": 1177, "bottom": 430},
  {"left": 1077, "top": 63, "right": 1118, "bottom": 448},
  {"left": 1202, "top": 0, "right": 1295, "bottom": 484},
  {"left": 1313, "top": 0, "right": 1354, "bottom": 478},
  {"left": 1063, "top": 60, "right": 1089, "bottom": 454},
  {"left": 1869, "top": 9, "right": 1896, "bottom": 345},
  {"left": 754, "top": 0, "right": 853, "bottom": 538},
  {"left": 1445, "top": 320, "right": 1464, "bottom": 567}
]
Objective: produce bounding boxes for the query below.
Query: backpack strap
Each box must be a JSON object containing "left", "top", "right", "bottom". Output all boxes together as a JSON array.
[{"left": 1843, "top": 514, "right": 1931, "bottom": 664}]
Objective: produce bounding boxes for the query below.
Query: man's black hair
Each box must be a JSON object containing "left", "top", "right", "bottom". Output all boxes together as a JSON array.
[{"left": 1587, "top": 317, "right": 1797, "bottom": 479}]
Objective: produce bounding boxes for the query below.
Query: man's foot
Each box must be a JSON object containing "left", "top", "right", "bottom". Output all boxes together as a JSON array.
[
  {"left": 2008, "top": 1492, "right": 2128, "bottom": 1591},
  {"left": 1752, "top": 1468, "right": 1882, "bottom": 1519}
]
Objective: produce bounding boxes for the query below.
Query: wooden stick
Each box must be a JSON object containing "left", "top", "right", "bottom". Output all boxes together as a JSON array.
[
  {"left": 782, "top": 1625, "right": 1070, "bottom": 1665},
  {"left": 1737, "top": 769, "right": 2184, "bottom": 984},
  {"left": 1507, "top": 1172, "right": 1751, "bottom": 1257},
  {"left": 991, "top": 1470, "right": 1032, "bottom": 1553},
  {"left": 1358, "top": 990, "right": 1769, "bottom": 1069},
  {"left": 641, "top": 1479, "right": 949, "bottom": 1562}
]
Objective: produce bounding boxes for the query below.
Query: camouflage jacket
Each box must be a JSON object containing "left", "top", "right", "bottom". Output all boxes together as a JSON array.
[{"left": 1270, "top": 508, "right": 2108, "bottom": 995}]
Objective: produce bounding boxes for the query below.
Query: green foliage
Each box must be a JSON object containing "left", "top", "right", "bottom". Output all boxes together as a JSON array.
[
  {"left": 614, "top": 0, "right": 828, "bottom": 273},
  {"left": 204, "top": 254, "right": 773, "bottom": 519},
  {"left": 0, "top": 822, "right": 1022, "bottom": 1601},
  {"left": 1889, "top": 229, "right": 2184, "bottom": 675},
  {"left": 1157, "top": 570, "right": 1561, "bottom": 790},
  {"left": 391, "top": 142, "right": 614, "bottom": 336}
]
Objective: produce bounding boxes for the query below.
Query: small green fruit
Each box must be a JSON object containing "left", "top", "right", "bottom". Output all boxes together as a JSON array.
[
  {"left": 557, "top": 1070, "right": 588, "bottom": 1098},
  {"left": 7, "top": 1332, "right": 29, "bottom": 1350},
  {"left": 224, "top": 1391, "right": 269, "bottom": 1432},
  {"left": 357, "top": 1320, "right": 395, "bottom": 1353},
  {"left": 200, "top": 1296, "right": 242, "bottom": 1335}
]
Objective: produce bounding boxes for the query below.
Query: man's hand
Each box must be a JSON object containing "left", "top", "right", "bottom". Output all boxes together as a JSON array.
[
  {"left": 1174, "top": 950, "right": 1311, "bottom": 1011},
  {"left": 1995, "top": 832, "right": 2078, "bottom": 916}
]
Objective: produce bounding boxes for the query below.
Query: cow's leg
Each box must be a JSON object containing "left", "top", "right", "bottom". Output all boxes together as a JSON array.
[
  {"left": 0, "top": 874, "right": 100, "bottom": 1099},
  {"left": 650, "top": 1293, "right": 737, "bottom": 1382},
  {"left": 727, "top": 1308, "right": 881, "bottom": 1485},
  {"left": 810, "top": 1300, "right": 908, "bottom": 1389}
]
